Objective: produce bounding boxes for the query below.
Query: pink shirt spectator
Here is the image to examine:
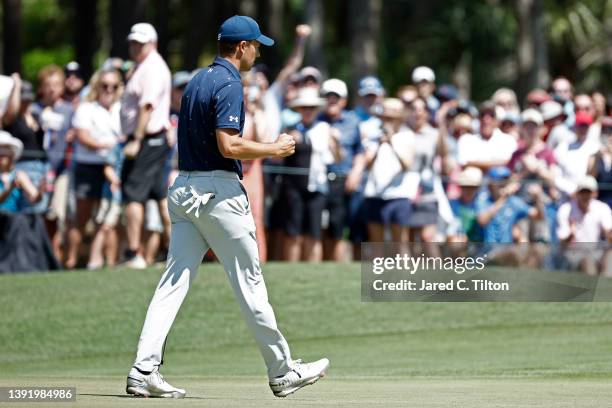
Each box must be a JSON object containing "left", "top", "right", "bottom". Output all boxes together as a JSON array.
[
  {"left": 557, "top": 199, "right": 612, "bottom": 242},
  {"left": 120, "top": 50, "right": 171, "bottom": 135}
]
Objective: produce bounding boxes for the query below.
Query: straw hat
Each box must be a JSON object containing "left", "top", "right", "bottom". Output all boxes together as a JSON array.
[{"left": 288, "top": 88, "right": 326, "bottom": 109}]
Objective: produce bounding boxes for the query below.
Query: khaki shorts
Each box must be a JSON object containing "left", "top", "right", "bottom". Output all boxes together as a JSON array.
[
  {"left": 95, "top": 198, "right": 122, "bottom": 227},
  {"left": 145, "top": 199, "right": 164, "bottom": 233}
]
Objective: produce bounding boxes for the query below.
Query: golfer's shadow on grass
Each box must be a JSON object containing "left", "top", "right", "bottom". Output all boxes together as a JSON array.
[{"left": 79, "top": 393, "right": 209, "bottom": 400}]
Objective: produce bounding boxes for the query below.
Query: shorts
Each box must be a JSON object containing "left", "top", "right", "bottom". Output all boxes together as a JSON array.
[
  {"left": 363, "top": 197, "right": 412, "bottom": 226},
  {"left": 407, "top": 201, "right": 439, "bottom": 227},
  {"left": 95, "top": 198, "right": 121, "bottom": 227},
  {"left": 145, "top": 199, "right": 164, "bottom": 233},
  {"left": 348, "top": 191, "right": 367, "bottom": 243},
  {"left": 121, "top": 132, "right": 170, "bottom": 204},
  {"left": 562, "top": 246, "right": 604, "bottom": 271},
  {"left": 326, "top": 177, "right": 348, "bottom": 239},
  {"left": 74, "top": 163, "right": 106, "bottom": 200},
  {"left": 282, "top": 185, "right": 326, "bottom": 239}
]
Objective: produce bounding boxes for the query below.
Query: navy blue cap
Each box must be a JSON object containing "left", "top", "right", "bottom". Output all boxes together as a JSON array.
[{"left": 218, "top": 15, "right": 274, "bottom": 46}]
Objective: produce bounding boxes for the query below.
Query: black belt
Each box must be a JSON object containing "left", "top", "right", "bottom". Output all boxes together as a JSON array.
[
  {"left": 128, "top": 130, "right": 166, "bottom": 141},
  {"left": 145, "top": 130, "right": 166, "bottom": 138}
]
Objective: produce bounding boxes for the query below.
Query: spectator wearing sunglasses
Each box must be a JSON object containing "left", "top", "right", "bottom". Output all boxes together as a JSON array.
[{"left": 65, "top": 69, "right": 123, "bottom": 269}]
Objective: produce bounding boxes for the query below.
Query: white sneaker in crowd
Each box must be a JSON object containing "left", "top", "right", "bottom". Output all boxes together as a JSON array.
[{"left": 123, "top": 254, "right": 147, "bottom": 269}]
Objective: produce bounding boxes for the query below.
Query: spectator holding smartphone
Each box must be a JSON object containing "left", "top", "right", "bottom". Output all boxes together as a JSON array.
[{"left": 362, "top": 98, "right": 416, "bottom": 244}]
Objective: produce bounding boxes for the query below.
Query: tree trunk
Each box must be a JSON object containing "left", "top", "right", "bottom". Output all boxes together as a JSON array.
[
  {"left": 2, "top": 0, "right": 22, "bottom": 74},
  {"left": 109, "top": 0, "right": 148, "bottom": 59},
  {"left": 258, "top": 0, "right": 284, "bottom": 75},
  {"left": 73, "top": 0, "right": 98, "bottom": 80},
  {"left": 305, "top": 0, "right": 326, "bottom": 75},
  {"left": 181, "top": 0, "right": 216, "bottom": 70},
  {"left": 348, "top": 0, "right": 381, "bottom": 94},
  {"left": 515, "top": 0, "right": 548, "bottom": 101},
  {"left": 453, "top": 50, "right": 472, "bottom": 100},
  {"left": 239, "top": 0, "right": 257, "bottom": 17},
  {"left": 154, "top": 0, "right": 170, "bottom": 60}
]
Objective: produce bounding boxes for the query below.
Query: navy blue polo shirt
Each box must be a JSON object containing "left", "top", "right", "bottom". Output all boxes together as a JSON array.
[{"left": 177, "top": 57, "right": 245, "bottom": 178}]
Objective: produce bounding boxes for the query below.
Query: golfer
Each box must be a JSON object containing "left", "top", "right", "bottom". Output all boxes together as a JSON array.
[{"left": 126, "top": 15, "right": 329, "bottom": 399}]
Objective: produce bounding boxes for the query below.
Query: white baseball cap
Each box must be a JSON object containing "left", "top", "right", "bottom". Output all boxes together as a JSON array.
[
  {"left": 412, "top": 66, "right": 435, "bottom": 83},
  {"left": 298, "top": 66, "right": 322, "bottom": 83},
  {"left": 540, "top": 101, "right": 564, "bottom": 121},
  {"left": 576, "top": 175, "right": 598, "bottom": 192},
  {"left": 321, "top": 78, "right": 348, "bottom": 99},
  {"left": 0, "top": 130, "right": 23, "bottom": 160},
  {"left": 521, "top": 109, "right": 543, "bottom": 126},
  {"left": 127, "top": 23, "right": 158, "bottom": 43}
]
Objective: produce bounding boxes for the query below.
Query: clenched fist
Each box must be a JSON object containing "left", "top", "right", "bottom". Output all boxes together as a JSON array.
[{"left": 275, "top": 133, "right": 296, "bottom": 158}]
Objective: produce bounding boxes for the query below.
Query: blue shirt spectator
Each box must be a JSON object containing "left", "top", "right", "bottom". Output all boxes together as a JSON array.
[{"left": 476, "top": 191, "right": 531, "bottom": 243}]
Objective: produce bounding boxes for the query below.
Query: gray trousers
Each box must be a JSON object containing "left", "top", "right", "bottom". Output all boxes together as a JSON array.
[{"left": 133, "top": 170, "right": 292, "bottom": 379}]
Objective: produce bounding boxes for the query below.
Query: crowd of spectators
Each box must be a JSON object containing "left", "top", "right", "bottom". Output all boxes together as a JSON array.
[{"left": 1, "top": 22, "right": 611, "bottom": 274}]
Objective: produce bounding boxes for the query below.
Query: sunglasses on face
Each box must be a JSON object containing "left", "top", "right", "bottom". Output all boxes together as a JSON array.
[{"left": 100, "top": 83, "right": 119, "bottom": 92}]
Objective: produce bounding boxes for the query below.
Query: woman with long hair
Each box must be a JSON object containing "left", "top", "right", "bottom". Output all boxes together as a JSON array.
[{"left": 65, "top": 69, "right": 123, "bottom": 269}]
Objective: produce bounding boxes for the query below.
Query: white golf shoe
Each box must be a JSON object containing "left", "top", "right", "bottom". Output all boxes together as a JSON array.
[
  {"left": 126, "top": 367, "right": 186, "bottom": 398},
  {"left": 269, "top": 358, "right": 329, "bottom": 397}
]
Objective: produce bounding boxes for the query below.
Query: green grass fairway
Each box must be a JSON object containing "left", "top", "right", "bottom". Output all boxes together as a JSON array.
[{"left": 1, "top": 263, "right": 612, "bottom": 407}]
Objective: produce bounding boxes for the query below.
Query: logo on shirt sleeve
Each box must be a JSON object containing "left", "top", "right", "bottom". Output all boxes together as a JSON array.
[{"left": 229, "top": 115, "right": 239, "bottom": 123}]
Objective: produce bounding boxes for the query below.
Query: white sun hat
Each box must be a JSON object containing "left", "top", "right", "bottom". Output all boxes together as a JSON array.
[
  {"left": 288, "top": 88, "right": 326, "bottom": 108},
  {"left": 0, "top": 130, "right": 23, "bottom": 160}
]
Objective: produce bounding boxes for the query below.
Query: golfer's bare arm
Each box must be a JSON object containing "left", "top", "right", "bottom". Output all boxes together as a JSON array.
[{"left": 216, "top": 128, "right": 294, "bottom": 160}]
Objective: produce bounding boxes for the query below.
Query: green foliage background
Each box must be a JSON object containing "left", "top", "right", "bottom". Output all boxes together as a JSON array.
[{"left": 2, "top": 0, "right": 611, "bottom": 101}]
